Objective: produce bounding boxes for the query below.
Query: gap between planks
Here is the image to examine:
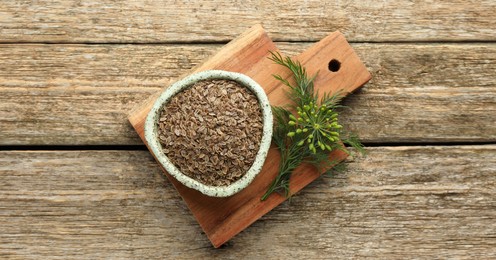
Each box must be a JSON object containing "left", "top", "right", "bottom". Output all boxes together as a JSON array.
[{"left": 2, "top": 142, "right": 496, "bottom": 151}]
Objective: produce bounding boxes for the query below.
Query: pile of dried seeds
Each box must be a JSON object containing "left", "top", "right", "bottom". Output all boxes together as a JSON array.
[{"left": 157, "top": 79, "right": 263, "bottom": 186}]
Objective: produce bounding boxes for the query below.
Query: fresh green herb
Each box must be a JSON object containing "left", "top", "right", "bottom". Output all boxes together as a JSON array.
[{"left": 261, "top": 51, "right": 364, "bottom": 201}]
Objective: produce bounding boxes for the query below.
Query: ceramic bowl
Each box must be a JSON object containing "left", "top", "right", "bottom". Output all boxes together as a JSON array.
[{"left": 144, "top": 70, "right": 273, "bottom": 197}]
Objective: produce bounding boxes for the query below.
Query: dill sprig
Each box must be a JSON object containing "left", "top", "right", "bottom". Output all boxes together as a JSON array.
[{"left": 261, "top": 51, "right": 364, "bottom": 201}]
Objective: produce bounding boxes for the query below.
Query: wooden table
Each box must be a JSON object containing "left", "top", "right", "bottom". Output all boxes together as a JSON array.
[{"left": 1, "top": 1, "right": 495, "bottom": 259}]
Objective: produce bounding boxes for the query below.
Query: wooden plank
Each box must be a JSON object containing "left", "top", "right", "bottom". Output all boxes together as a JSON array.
[
  {"left": 128, "top": 25, "right": 371, "bottom": 248},
  {"left": 0, "top": 1, "right": 495, "bottom": 43},
  {"left": 0, "top": 43, "right": 495, "bottom": 145},
  {"left": 0, "top": 146, "right": 494, "bottom": 258}
]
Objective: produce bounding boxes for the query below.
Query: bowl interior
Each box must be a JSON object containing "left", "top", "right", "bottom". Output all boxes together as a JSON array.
[{"left": 144, "top": 70, "right": 273, "bottom": 197}]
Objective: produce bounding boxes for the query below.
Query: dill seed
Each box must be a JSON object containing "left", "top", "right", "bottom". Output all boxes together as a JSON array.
[{"left": 157, "top": 79, "right": 263, "bottom": 187}]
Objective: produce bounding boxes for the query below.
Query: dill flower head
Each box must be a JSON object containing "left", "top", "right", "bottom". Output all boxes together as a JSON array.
[{"left": 286, "top": 101, "right": 342, "bottom": 153}]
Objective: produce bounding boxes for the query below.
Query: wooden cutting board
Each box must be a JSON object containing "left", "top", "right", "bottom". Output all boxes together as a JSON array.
[{"left": 128, "top": 24, "right": 371, "bottom": 247}]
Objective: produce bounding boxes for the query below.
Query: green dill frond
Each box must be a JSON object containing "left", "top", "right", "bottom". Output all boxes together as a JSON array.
[
  {"left": 305, "top": 155, "right": 342, "bottom": 172},
  {"left": 261, "top": 51, "right": 364, "bottom": 201},
  {"left": 320, "top": 90, "right": 345, "bottom": 108},
  {"left": 342, "top": 132, "right": 366, "bottom": 156},
  {"left": 268, "top": 51, "right": 317, "bottom": 108}
]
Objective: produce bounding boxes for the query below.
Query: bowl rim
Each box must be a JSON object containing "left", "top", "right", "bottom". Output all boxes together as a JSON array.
[{"left": 144, "top": 70, "right": 273, "bottom": 197}]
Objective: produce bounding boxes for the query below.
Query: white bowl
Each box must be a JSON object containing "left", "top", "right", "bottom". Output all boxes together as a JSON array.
[{"left": 144, "top": 70, "right": 273, "bottom": 197}]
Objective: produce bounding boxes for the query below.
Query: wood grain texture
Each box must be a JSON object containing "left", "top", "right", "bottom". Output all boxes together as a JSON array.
[
  {"left": 0, "top": 0, "right": 495, "bottom": 43},
  {"left": 128, "top": 25, "right": 370, "bottom": 247},
  {"left": 1, "top": 0, "right": 494, "bottom": 257},
  {"left": 1, "top": 43, "right": 495, "bottom": 145},
  {"left": 0, "top": 146, "right": 494, "bottom": 258}
]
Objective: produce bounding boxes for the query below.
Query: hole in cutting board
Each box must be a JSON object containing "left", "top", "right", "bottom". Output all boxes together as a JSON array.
[{"left": 328, "top": 59, "right": 341, "bottom": 72}]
